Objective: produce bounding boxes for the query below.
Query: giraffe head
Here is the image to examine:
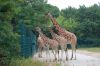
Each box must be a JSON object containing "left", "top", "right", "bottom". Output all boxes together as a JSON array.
[
  {"left": 48, "top": 26, "right": 56, "bottom": 35},
  {"left": 35, "top": 27, "right": 41, "bottom": 32},
  {"left": 47, "top": 12, "right": 52, "bottom": 17},
  {"left": 45, "top": 12, "right": 52, "bottom": 18},
  {"left": 48, "top": 26, "right": 54, "bottom": 32}
]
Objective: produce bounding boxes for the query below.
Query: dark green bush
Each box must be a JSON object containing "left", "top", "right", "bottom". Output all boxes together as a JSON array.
[{"left": 77, "top": 38, "right": 100, "bottom": 48}]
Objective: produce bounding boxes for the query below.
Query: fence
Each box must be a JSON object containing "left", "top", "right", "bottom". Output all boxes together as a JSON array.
[{"left": 19, "top": 21, "right": 37, "bottom": 57}]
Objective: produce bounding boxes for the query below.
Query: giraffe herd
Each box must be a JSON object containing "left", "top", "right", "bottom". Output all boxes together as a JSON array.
[{"left": 35, "top": 13, "right": 77, "bottom": 61}]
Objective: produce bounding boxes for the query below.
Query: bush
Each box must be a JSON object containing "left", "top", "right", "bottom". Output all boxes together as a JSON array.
[
  {"left": 0, "top": 48, "right": 11, "bottom": 66},
  {"left": 9, "top": 57, "right": 60, "bottom": 66},
  {"left": 9, "top": 56, "right": 61, "bottom": 66},
  {"left": 77, "top": 38, "right": 100, "bottom": 48}
]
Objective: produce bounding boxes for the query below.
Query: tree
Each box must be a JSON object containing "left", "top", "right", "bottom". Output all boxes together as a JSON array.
[
  {"left": 0, "top": 1, "right": 60, "bottom": 65},
  {"left": 60, "top": 4, "right": 100, "bottom": 47}
]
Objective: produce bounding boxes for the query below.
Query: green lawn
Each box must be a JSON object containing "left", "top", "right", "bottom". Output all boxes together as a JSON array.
[{"left": 79, "top": 47, "right": 100, "bottom": 52}]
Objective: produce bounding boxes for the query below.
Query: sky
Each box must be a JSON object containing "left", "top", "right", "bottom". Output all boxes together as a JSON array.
[{"left": 47, "top": 0, "right": 100, "bottom": 10}]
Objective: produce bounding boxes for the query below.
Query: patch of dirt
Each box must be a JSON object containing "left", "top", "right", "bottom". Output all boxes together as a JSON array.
[
  {"left": 33, "top": 50, "right": 100, "bottom": 66},
  {"left": 77, "top": 50, "right": 100, "bottom": 58}
]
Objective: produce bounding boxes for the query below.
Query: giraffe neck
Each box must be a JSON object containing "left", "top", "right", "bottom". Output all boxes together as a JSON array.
[
  {"left": 48, "top": 13, "right": 64, "bottom": 34},
  {"left": 38, "top": 30, "right": 48, "bottom": 40},
  {"left": 50, "top": 29, "right": 58, "bottom": 39}
]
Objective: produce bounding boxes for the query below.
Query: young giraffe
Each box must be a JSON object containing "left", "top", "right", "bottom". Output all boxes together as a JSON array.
[
  {"left": 35, "top": 27, "right": 59, "bottom": 61},
  {"left": 48, "top": 27, "right": 68, "bottom": 61},
  {"left": 37, "top": 34, "right": 45, "bottom": 58},
  {"left": 46, "top": 13, "right": 77, "bottom": 60}
]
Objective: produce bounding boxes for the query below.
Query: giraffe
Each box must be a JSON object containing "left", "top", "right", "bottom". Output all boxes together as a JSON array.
[
  {"left": 37, "top": 34, "right": 45, "bottom": 58},
  {"left": 46, "top": 13, "right": 77, "bottom": 60},
  {"left": 35, "top": 27, "right": 59, "bottom": 61},
  {"left": 48, "top": 27, "right": 68, "bottom": 61}
]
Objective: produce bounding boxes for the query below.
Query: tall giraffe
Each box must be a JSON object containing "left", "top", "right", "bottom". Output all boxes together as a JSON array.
[
  {"left": 35, "top": 27, "right": 59, "bottom": 61},
  {"left": 48, "top": 27, "right": 68, "bottom": 61},
  {"left": 46, "top": 13, "right": 77, "bottom": 60}
]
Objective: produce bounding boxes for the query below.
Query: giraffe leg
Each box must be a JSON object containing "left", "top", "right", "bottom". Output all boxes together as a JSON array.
[
  {"left": 48, "top": 48, "right": 51, "bottom": 61},
  {"left": 70, "top": 44, "right": 76, "bottom": 60},
  {"left": 73, "top": 46, "right": 76, "bottom": 60},
  {"left": 55, "top": 49, "right": 58, "bottom": 61},
  {"left": 45, "top": 46, "right": 49, "bottom": 62},
  {"left": 63, "top": 44, "right": 68, "bottom": 61},
  {"left": 58, "top": 49, "right": 59, "bottom": 61},
  {"left": 61, "top": 47, "right": 64, "bottom": 61},
  {"left": 65, "top": 47, "right": 68, "bottom": 61},
  {"left": 74, "top": 49, "right": 76, "bottom": 60},
  {"left": 70, "top": 45, "right": 74, "bottom": 60},
  {"left": 55, "top": 47, "right": 59, "bottom": 61},
  {"left": 47, "top": 47, "right": 51, "bottom": 61},
  {"left": 70, "top": 50, "right": 73, "bottom": 60},
  {"left": 38, "top": 47, "right": 42, "bottom": 58},
  {"left": 40, "top": 48, "right": 43, "bottom": 58},
  {"left": 52, "top": 49, "right": 57, "bottom": 61}
]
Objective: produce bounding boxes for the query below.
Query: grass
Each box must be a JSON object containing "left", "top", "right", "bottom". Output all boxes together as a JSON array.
[
  {"left": 9, "top": 57, "right": 60, "bottom": 66},
  {"left": 79, "top": 47, "right": 100, "bottom": 52}
]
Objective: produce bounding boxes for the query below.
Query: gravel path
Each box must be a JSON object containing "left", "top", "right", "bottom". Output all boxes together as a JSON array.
[{"left": 33, "top": 50, "right": 100, "bottom": 66}]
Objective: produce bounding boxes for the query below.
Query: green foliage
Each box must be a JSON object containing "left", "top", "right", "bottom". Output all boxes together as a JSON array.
[
  {"left": 78, "top": 38, "right": 100, "bottom": 47},
  {"left": 57, "top": 16, "right": 79, "bottom": 32},
  {"left": 0, "top": 0, "right": 21, "bottom": 21},
  {"left": 15, "top": 0, "right": 60, "bottom": 28},
  {"left": 9, "top": 57, "right": 60, "bottom": 66},
  {"left": 0, "top": 0, "right": 20, "bottom": 65},
  {"left": 61, "top": 4, "right": 100, "bottom": 47},
  {"left": 0, "top": 21, "right": 20, "bottom": 66},
  {"left": 45, "top": 4, "right": 60, "bottom": 17},
  {"left": 0, "top": 48, "right": 11, "bottom": 66},
  {"left": 79, "top": 47, "right": 100, "bottom": 52},
  {"left": 61, "top": 7, "right": 77, "bottom": 20},
  {"left": 0, "top": 0, "right": 60, "bottom": 66},
  {"left": 9, "top": 58, "right": 46, "bottom": 66}
]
